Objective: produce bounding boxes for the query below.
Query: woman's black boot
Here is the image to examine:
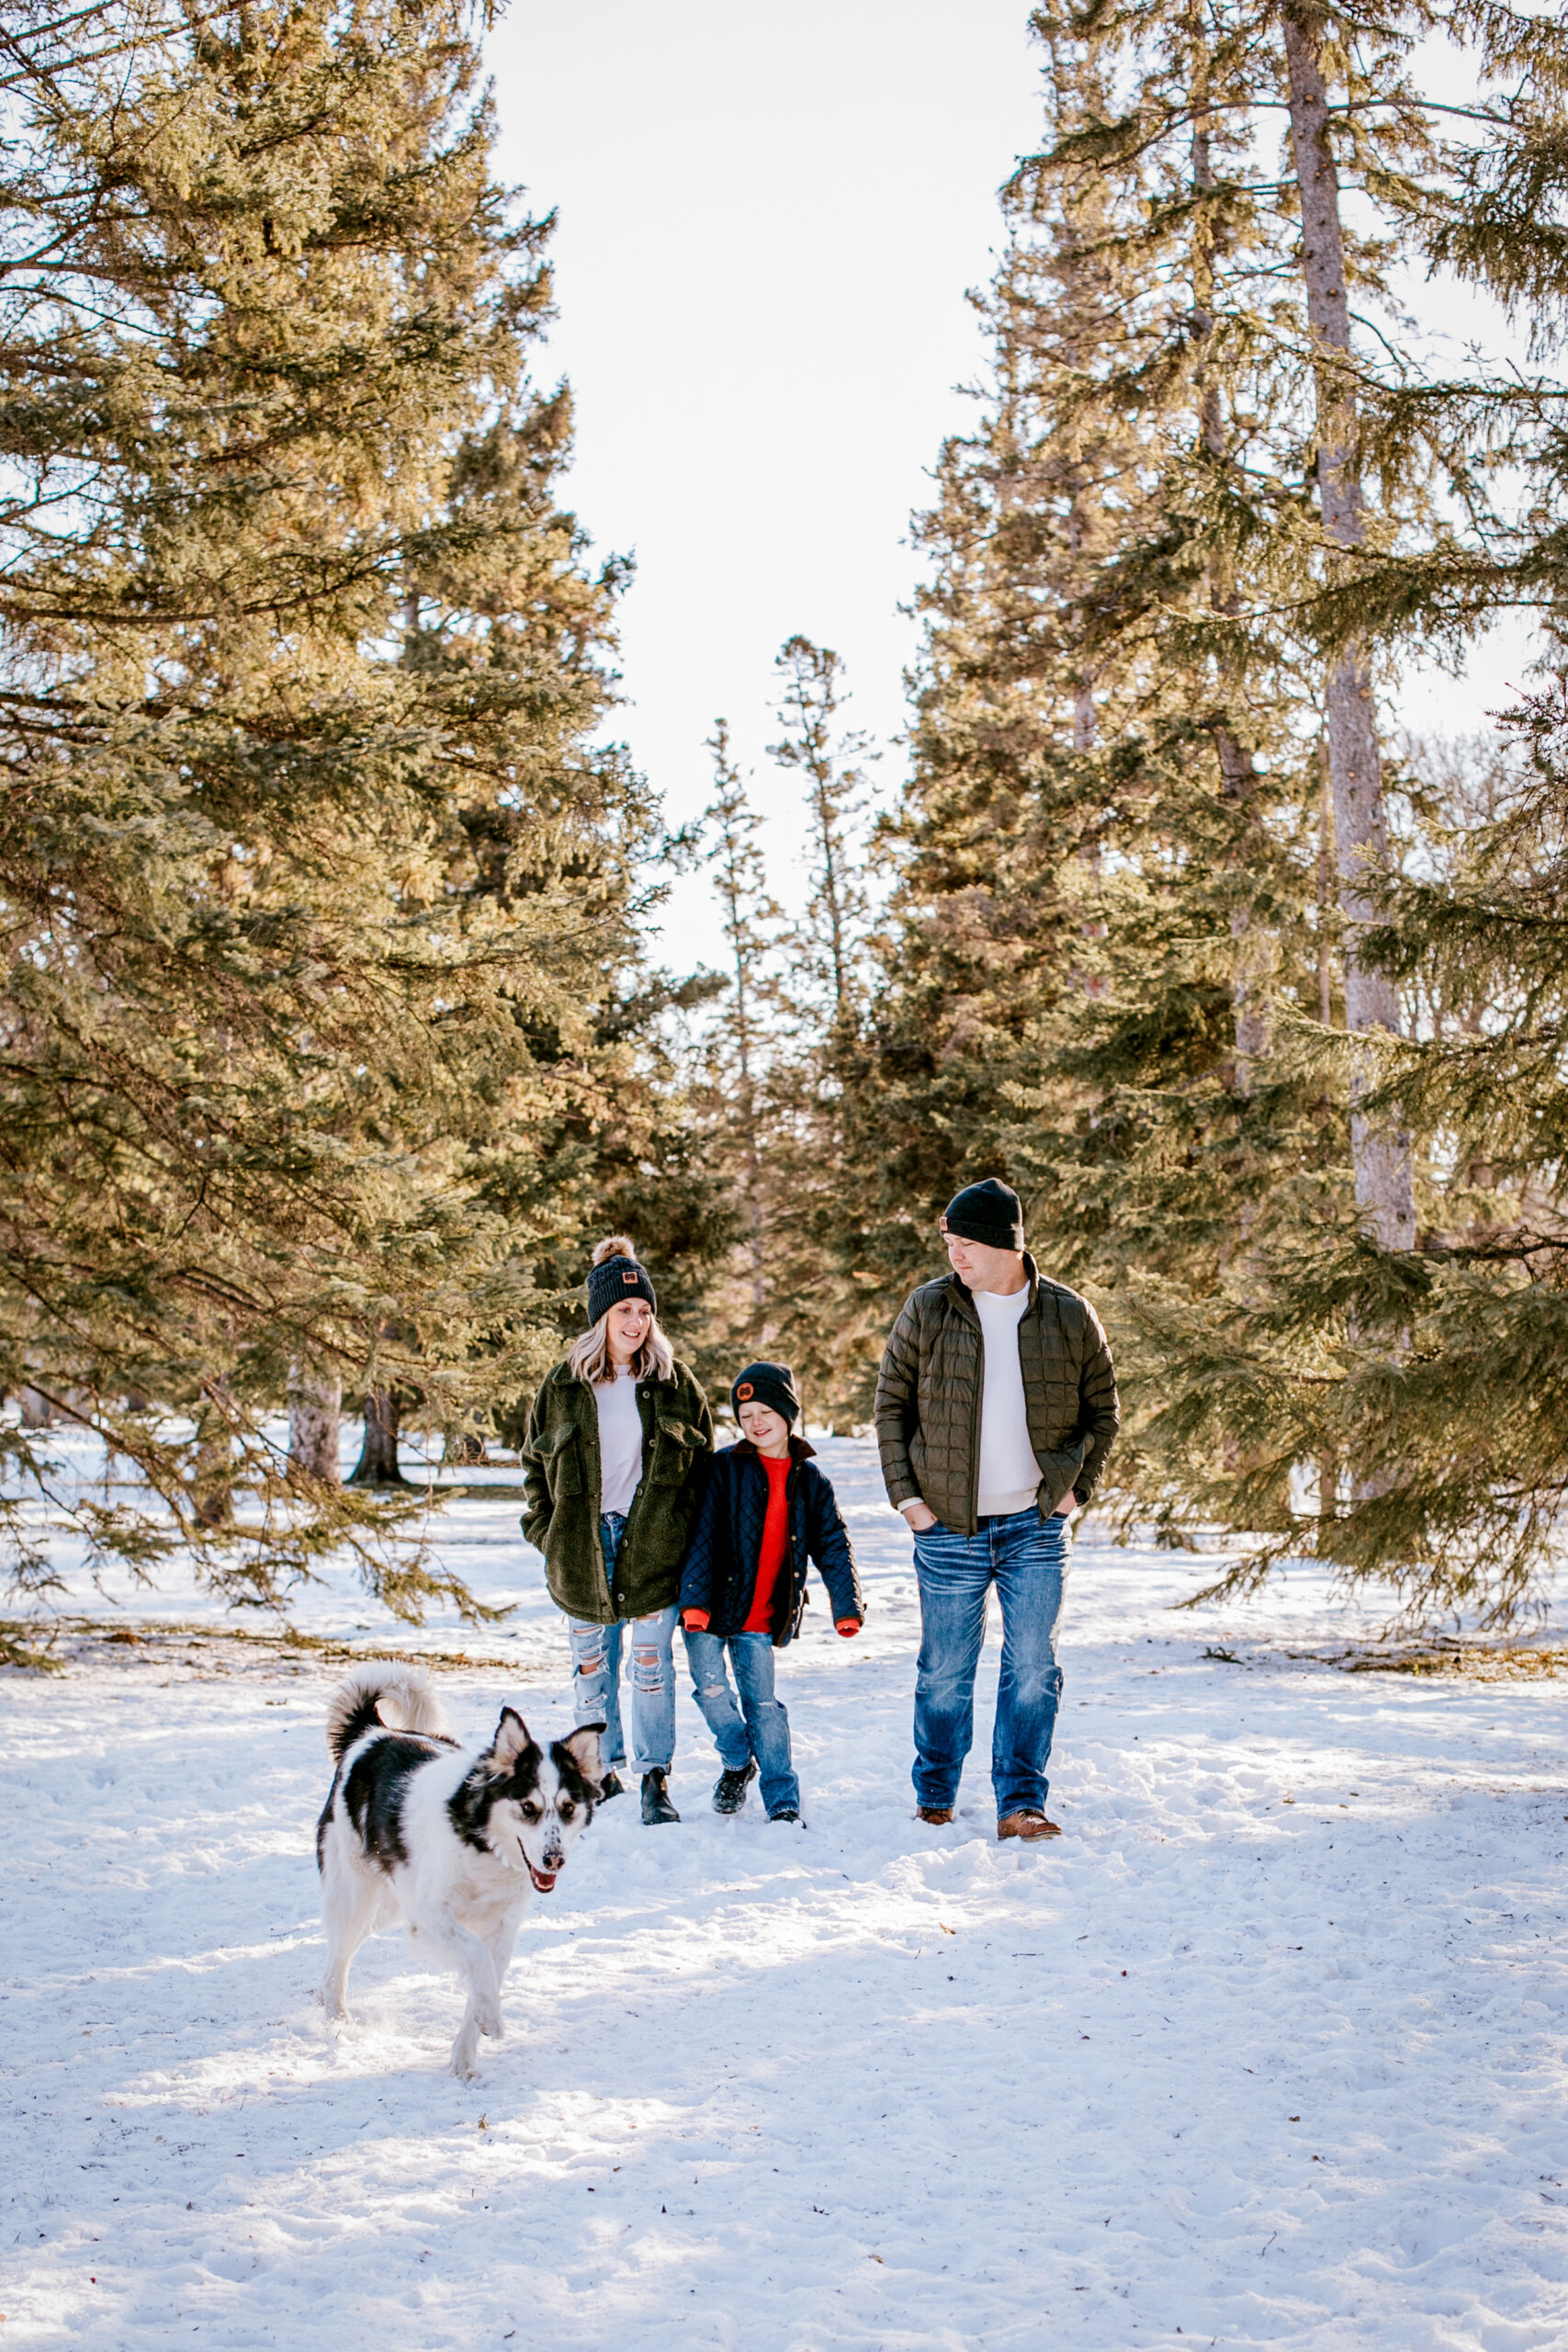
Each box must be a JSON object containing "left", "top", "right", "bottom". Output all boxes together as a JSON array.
[{"left": 641, "top": 1768, "right": 680, "bottom": 1825}]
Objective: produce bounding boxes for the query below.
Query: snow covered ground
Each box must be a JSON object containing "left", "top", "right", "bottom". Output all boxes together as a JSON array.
[{"left": 5, "top": 1436, "right": 1568, "bottom": 2349}]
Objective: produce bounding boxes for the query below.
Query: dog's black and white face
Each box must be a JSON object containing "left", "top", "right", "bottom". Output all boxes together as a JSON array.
[{"left": 447, "top": 1711, "right": 603, "bottom": 1894}]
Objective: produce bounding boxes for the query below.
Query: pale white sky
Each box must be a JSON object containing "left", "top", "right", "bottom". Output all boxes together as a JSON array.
[
  {"left": 490, "top": 0, "right": 1043, "bottom": 963},
  {"left": 489, "top": 2, "right": 1540, "bottom": 975}
]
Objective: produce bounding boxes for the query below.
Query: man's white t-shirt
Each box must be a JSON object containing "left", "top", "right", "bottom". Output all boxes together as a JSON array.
[
  {"left": 974, "top": 1285, "right": 1041, "bottom": 1518},
  {"left": 594, "top": 1369, "right": 643, "bottom": 1517}
]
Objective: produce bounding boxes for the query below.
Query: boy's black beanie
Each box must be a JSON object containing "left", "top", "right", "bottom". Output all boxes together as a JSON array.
[
  {"left": 942, "top": 1177, "right": 1024, "bottom": 1252},
  {"left": 731, "top": 1361, "right": 801, "bottom": 1428}
]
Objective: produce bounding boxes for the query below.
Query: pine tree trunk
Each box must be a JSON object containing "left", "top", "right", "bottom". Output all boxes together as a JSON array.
[
  {"left": 288, "top": 1363, "right": 342, "bottom": 1484},
  {"left": 193, "top": 1393, "right": 233, "bottom": 1528},
  {"left": 1282, "top": 3, "right": 1416, "bottom": 1250},
  {"left": 1190, "top": 40, "right": 1272, "bottom": 1089},
  {"left": 1316, "top": 749, "right": 1337, "bottom": 1025},
  {"left": 348, "top": 1386, "right": 410, "bottom": 1487}
]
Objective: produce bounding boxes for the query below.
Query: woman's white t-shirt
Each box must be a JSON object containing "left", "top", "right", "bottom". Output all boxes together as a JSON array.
[
  {"left": 594, "top": 1370, "right": 644, "bottom": 1517},
  {"left": 973, "top": 1284, "right": 1042, "bottom": 1518}
]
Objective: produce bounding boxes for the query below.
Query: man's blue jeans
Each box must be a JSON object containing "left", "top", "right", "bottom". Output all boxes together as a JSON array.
[
  {"left": 911, "top": 1507, "right": 1068, "bottom": 1818},
  {"left": 682, "top": 1628, "right": 799, "bottom": 1816},
  {"left": 566, "top": 1514, "right": 677, "bottom": 1773}
]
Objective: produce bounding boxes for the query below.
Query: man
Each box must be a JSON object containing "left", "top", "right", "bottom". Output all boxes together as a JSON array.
[{"left": 874, "top": 1177, "right": 1119, "bottom": 1841}]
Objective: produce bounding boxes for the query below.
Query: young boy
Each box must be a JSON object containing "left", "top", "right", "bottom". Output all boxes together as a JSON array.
[{"left": 678, "top": 1362, "right": 864, "bottom": 1823}]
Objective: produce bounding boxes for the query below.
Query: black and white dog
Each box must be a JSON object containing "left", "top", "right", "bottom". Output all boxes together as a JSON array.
[{"left": 316, "top": 1665, "right": 603, "bottom": 2077}]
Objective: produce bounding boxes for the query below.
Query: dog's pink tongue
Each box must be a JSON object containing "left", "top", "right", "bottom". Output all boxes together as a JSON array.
[{"left": 530, "top": 1866, "right": 558, "bottom": 1893}]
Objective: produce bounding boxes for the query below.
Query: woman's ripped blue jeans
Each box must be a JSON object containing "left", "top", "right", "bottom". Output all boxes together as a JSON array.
[{"left": 566, "top": 1514, "right": 677, "bottom": 1773}]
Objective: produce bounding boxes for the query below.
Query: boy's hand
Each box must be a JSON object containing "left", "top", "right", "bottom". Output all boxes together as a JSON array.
[
  {"left": 681, "top": 1608, "right": 710, "bottom": 1633},
  {"left": 835, "top": 1617, "right": 861, "bottom": 1637}
]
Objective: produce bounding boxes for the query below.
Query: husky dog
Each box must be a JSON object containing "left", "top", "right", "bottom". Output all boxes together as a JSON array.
[{"left": 316, "top": 1664, "right": 603, "bottom": 2077}]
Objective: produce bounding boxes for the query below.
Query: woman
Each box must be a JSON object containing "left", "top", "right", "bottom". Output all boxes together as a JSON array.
[{"left": 522, "top": 1236, "right": 714, "bottom": 1824}]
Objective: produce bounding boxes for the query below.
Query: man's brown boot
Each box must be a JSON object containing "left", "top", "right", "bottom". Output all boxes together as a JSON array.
[
  {"left": 916, "top": 1805, "right": 954, "bottom": 1826},
  {"left": 998, "top": 1810, "right": 1062, "bottom": 1841}
]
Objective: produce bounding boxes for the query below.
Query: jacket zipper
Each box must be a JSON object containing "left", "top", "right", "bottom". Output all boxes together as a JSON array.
[
  {"left": 953, "top": 1275, "right": 982, "bottom": 1535},
  {"left": 578, "top": 1375, "right": 612, "bottom": 1617},
  {"left": 613, "top": 1382, "right": 659, "bottom": 1614}
]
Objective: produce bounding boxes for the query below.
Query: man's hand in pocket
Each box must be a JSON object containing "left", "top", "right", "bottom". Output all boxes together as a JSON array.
[{"left": 901, "top": 1499, "right": 939, "bottom": 1533}]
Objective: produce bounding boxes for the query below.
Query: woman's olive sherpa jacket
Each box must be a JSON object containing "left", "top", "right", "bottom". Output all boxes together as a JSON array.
[{"left": 521, "top": 1358, "right": 715, "bottom": 1624}]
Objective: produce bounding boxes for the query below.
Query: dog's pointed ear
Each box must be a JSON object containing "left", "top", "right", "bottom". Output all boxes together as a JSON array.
[
  {"left": 560, "top": 1723, "right": 604, "bottom": 1792},
  {"left": 491, "top": 1707, "right": 532, "bottom": 1769}
]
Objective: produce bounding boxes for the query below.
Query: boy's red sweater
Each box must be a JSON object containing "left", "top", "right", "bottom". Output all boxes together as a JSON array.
[{"left": 740, "top": 1453, "right": 792, "bottom": 1633}]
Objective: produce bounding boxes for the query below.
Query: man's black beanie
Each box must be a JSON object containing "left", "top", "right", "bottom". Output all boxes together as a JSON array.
[
  {"left": 586, "top": 1238, "right": 658, "bottom": 1324},
  {"left": 731, "top": 1361, "right": 802, "bottom": 1428},
  {"left": 942, "top": 1177, "right": 1025, "bottom": 1251}
]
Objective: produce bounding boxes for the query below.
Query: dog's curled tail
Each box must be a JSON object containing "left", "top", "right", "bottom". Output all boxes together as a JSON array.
[{"left": 325, "top": 1663, "right": 447, "bottom": 1761}]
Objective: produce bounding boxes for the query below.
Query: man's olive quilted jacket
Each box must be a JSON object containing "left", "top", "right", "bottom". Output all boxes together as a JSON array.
[{"left": 874, "top": 1257, "right": 1120, "bottom": 1534}]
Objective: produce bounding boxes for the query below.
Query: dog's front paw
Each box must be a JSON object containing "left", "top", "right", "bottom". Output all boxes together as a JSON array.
[
  {"left": 477, "top": 2002, "right": 504, "bottom": 2041},
  {"left": 450, "top": 2030, "right": 480, "bottom": 2080}
]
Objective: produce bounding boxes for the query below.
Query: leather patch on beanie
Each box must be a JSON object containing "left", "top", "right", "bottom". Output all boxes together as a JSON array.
[
  {"left": 623, "top": 1269, "right": 638, "bottom": 1284},
  {"left": 737, "top": 1382, "right": 754, "bottom": 1399}
]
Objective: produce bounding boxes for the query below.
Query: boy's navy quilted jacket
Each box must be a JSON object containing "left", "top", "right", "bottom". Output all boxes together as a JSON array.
[{"left": 678, "top": 1436, "right": 864, "bottom": 1646}]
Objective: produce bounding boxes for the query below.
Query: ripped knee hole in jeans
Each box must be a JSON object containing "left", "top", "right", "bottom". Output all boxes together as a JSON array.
[{"left": 631, "top": 1645, "right": 663, "bottom": 1692}]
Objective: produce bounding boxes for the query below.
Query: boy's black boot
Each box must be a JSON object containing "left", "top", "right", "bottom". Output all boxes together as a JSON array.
[
  {"left": 598, "top": 1770, "right": 626, "bottom": 1802},
  {"left": 640, "top": 1769, "right": 680, "bottom": 1826},
  {"left": 712, "top": 1759, "right": 757, "bottom": 1815}
]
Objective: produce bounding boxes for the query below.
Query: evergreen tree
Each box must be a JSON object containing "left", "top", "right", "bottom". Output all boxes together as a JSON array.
[
  {"left": 830, "top": 5, "right": 1317, "bottom": 1383},
  {"left": 691, "top": 719, "right": 784, "bottom": 1364},
  {"left": 1150, "top": 706, "right": 1568, "bottom": 1623},
  {"left": 1056, "top": 0, "right": 1568, "bottom": 1606},
  {"left": 0, "top": 0, "right": 649, "bottom": 1611},
  {"left": 754, "top": 638, "right": 890, "bottom": 1419},
  {"left": 770, "top": 638, "right": 876, "bottom": 1023},
  {"left": 840, "top": 0, "right": 1568, "bottom": 1615}
]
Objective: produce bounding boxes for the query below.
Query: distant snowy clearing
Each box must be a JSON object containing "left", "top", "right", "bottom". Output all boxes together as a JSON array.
[{"left": 4, "top": 1439, "right": 1567, "bottom": 2349}]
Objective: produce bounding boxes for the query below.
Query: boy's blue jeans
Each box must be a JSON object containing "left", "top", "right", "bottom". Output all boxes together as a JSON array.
[
  {"left": 566, "top": 1514, "right": 677, "bottom": 1774},
  {"left": 682, "top": 1628, "right": 799, "bottom": 1816},
  {"left": 911, "top": 1507, "right": 1068, "bottom": 1819}
]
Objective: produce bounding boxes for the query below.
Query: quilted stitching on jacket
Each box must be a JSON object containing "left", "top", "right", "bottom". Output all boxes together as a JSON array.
[{"left": 874, "top": 1257, "right": 1120, "bottom": 1535}]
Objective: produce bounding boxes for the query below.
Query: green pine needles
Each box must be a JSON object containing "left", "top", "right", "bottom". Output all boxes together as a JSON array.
[
  {"left": 0, "top": 0, "right": 648, "bottom": 1613},
  {"left": 829, "top": 0, "right": 1568, "bottom": 1623}
]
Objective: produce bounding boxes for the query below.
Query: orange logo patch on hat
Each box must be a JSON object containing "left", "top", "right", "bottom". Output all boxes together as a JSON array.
[
  {"left": 623, "top": 1269, "right": 639, "bottom": 1284},
  {"left": 737, "top": 1381, "right": 754, "bottom": 1399}
]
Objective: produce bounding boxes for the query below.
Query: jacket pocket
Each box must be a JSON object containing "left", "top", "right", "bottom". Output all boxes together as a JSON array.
[
  {"left": 649, "top": 1419, "right": 704, "bottom": 1487},
  {"left": 534, "top": 1425, "right": 583, "bottom": 1500},
  {"left": 1032, "top": 1441, "right": 1087, "bottom": 1508}
]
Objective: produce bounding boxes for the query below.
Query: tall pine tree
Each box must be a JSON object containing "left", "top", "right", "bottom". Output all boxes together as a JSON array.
[
  {"left": 0, "top": 0, "right": 655, "bottom": 1610},
  {"left": 840, "top": 0, "right": 1568, "bottom": 1616}
]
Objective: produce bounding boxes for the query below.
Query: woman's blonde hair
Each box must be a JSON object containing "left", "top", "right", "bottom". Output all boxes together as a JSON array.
[{"left": 568, "top": 1236, "right": 676, "bottom": 1385}]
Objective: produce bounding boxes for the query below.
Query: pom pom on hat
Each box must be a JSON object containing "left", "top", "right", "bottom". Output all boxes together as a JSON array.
[{"left": 586, "top": 1236, "right": 657, "bottom": 1323}]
